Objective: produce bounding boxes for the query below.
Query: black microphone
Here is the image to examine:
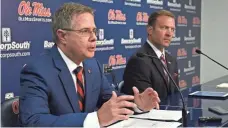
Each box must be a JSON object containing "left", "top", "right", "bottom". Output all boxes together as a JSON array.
[
  {"left": 195, "top": 49, "right": 228, "bottom": 71},
  {"left": 136, "top": 53, "right": 187, "bottom": 127}
]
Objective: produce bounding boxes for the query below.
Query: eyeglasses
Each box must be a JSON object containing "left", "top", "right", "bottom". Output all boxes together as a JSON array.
[{"left": 61, "top": 28, "right": 98, "bottom": 37}]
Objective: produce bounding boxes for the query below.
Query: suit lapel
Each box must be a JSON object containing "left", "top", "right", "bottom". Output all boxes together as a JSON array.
[
  {"left": 58, "top": 69, "right": 80, "bottom": 112},
  {"left": 51, "top": 45, "right": 80, "bottom": 112},
  {"left": 83, "top": 61, "right": 94, "bottom": 112},
  {"left": 143, "top": 43, "right": 169, "bottom": 87},
  {"left": 165, "top": 53, "right": 176, "bottom": 93},
  {"left": 152, "top": 58, "right": 169, "bottom": 86},
  {"left": 165, "top": 53, "right": 173, "bottom": 74}
]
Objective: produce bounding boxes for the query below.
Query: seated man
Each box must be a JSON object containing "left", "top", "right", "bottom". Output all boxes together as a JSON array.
[
  {"left": 122, "top": 10, "right": 179, "bottom": 100},
  {"left": 19, "top": 2, "right": 160, "bottom": 127}
]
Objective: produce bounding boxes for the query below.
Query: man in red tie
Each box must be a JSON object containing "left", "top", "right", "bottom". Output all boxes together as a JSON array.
[
  {"left": 122, "top": 10, "right": 179, "bottom": 100},
  {"left": 19, "top": 2, "right": 160, "bottom": 127}
]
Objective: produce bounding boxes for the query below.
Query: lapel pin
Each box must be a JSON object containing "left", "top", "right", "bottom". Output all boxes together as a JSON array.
[{"left": 168, "top": 61, "right": 171, "bottom": 64}]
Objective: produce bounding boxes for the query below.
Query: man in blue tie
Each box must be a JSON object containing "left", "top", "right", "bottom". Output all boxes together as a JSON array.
[{"left": 19, "top": 2, "right": 160, "bottom": 127}]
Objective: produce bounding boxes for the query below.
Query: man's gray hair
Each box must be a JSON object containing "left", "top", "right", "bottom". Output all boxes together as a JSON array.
[{"left": 52, "top": 2, "right": 94, "bottom": 42}]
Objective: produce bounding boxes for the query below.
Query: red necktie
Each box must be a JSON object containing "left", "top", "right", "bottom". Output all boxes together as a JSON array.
[{"left": 74, "top": 66, "right": 85, "bottom": 111}]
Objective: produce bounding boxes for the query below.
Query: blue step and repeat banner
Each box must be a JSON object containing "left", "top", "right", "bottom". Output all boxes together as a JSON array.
[{"left": 1, "top": 0, "right": 201, "bottom": 105}]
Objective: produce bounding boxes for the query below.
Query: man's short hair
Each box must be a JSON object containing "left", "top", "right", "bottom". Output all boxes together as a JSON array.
[
  {"left": 52, "top": 2, "right": 94, "bottom": 42},
  {"left": 147, "top": 10, "right": 175, "bottom": 27}
]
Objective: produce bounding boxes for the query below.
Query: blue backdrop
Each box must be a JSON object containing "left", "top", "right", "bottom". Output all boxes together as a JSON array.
[{"left": 1, "top": 0, "right": 201, "bottom": 101}]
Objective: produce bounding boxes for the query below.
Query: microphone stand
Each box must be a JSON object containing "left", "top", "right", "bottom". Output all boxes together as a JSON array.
[
  {"left": 196, "top": 50, "right": 228, "bottom": 71},
  {"left": 161, "top": 60, "right": 187, "bottom": 127}
]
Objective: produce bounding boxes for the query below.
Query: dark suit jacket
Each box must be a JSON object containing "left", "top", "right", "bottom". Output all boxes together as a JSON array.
[
  {"left": 122, "top": 42, "right": 179, "bottom": 100},
  {"left": 19, "top": 45, "right": 116, "bottom": 127}
]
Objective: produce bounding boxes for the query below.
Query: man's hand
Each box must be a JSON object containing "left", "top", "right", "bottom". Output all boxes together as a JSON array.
[
  {"left": 133, "top": 87, "right": 160, "bottom": 111},
  {"left": 97, "top": 91, "right": 136, "bottom": 127}
]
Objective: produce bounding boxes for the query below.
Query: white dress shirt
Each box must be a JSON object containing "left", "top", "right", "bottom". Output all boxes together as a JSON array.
[
  {"left": 147, "top": 39, "right": 165, "bottom": 59},
  {"left": 58, "top": 47, "right": 100, "bottom": 128}
]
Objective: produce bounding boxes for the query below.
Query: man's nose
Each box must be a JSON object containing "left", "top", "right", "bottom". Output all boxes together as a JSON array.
[
  {"left": 90, "top": 32, "right": 97, "bottom": 41},
  {"left": 166, "top": 30, "right": 173, "bottom": 37}
]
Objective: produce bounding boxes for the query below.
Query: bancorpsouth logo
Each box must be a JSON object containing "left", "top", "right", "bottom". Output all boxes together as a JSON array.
[
  {"left": 192, "top": 75, "right": 200, "bottom": 85},
  {"left": 147, "top": 0, "right": 163, "bottom": 9},
  {"left": 136, "top": 12, "right": 148, "bottom": 26},
  {"left": 2, "top": 28, "right": 11, "bottom": 43},
  {"left": 1, "top": 28, "right": 31, "bottom": 59},
  {"left": 167, "top": 0, "right": 181, "bottom": 12},
  {"left": 121, "top": 29, "right": 142, "bottom": 49},
  {"left": 184, "top": 60, "right": 195, "bottom": 75},
  {"left": 108, "top": 9, "right": 126, "bottom": 25},
  {"left": 129, "top": 29, "right": 134, "bottom": 39},
  {"left": 192, "top": 47, "right": 200, "bottom": 57},
  {"left": 192, "top": 17, "right": 201, "bottom": 27},
  {"left": 184, "top": 0, "right": 196, "bottom": 13},
  {"left": 44, "top": 40, "right": 54, "bottom": 49},
  {"left": 108, "top": 54, "right": 126, "bottom": 70},
  {"left": 179, "top": 80, "right": 187, "bottom": 88},
  {"left": 125, "top": 0, "right": 141, "bottom": 7},
  {"left": 184, "top": 30, "right": 195, "bottom": 44},
  {"left": 96, "top": 29, "right": 114, "bottom": 52},
  {"left": 1, "top": 28, "right": 31, "bottom": 51},
  {"left": 98, "top": 29, "right": 104, "bottom": 40},
  {"left": 177, "top": 48, "right": 187, "bottom": 60},
  {"left": 171, "top": 30, "right": 181, "bottom": 45},
  {"left": 92, "top": 0, "right": 113, "bottom": 4},
  {"left": 18, "top": 1, "right": 52, "bottom": 22},
  {"left": 177, "top": 15, "right": 187, "bottom": 27}
]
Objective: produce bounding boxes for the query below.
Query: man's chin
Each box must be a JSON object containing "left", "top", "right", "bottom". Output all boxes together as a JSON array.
[
  {"left": 164, "top": 45, "right": 170, "bottom": 48},
  {"left": 85, "top": 53, "right": 95, "bottom": 58},
  {"left": 163, "top": 43, "right": 171, "bottom": 48}
]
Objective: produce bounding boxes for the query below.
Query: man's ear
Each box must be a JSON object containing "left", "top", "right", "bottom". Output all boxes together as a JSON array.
[
  {"left": 147, "top": 26, "right": 153, "bottom": 36},
  {"left": 56, "top": 29, "right": 67, "bottom": 44}
]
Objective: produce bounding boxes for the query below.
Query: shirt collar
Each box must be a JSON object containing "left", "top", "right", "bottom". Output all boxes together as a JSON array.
[
  {"left": 57, "top": 47, "right": 83, "bottom": 73},
  {"left": 147, "top": 39, "right": 165, "bottom": 59}
]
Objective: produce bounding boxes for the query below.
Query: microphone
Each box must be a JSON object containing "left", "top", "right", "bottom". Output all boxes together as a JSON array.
[
  {"left": 195, "top": 49, "right": 228, "bottom": 71},
  {"left": 136, "top": 53, "right": 187, "bottom": 127}
]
